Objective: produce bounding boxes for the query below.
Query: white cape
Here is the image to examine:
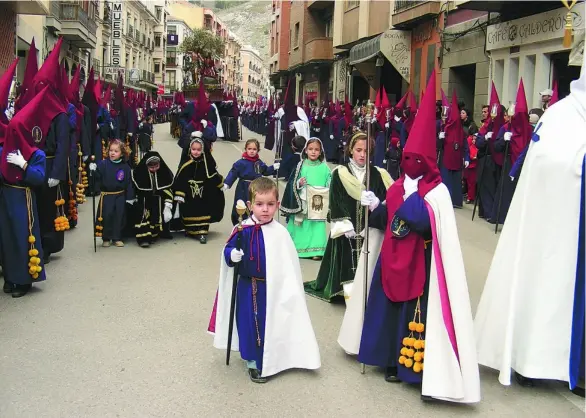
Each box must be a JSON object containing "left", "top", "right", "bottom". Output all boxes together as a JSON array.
[
  {"left": 213, "top": 219, "right": 321, "bottom": 377},
  {"left": 339, "top": 184, "right": 480, "bottom": 403},
  {"left": 212, "top": 103, "right": 224, "bottom": 138},
  {"left": 474, "top": 83, "right": 586, "bottom": 385}
]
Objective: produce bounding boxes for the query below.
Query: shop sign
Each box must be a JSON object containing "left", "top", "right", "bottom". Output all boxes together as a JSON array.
[
  {"left": 380, "top": 29, "right": 411, "bottom": 83},
  {"left": 111, "top": 2, "right": 122, "bottom": 66},
  {"left": 486, "top": 6, "right": 585, "bottom": 51}
]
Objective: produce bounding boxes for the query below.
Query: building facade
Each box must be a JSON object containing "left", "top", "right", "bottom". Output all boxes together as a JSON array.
[
  {"left": 268, "top": 0, "right": 291, "bottom": 95},
  {"left": 165, "top": 16, "right": 192, "bottom": 93},
  {"left": 240, "top": 45, "right": 263, "bottom": 102},
  {"left": 224, "top": 30, "right": 242, "bottom": 94}
]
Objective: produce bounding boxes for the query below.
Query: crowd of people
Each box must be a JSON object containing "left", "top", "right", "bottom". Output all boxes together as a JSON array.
[{"left": 1, "top": 30, "right": 583, "bottom": 405}]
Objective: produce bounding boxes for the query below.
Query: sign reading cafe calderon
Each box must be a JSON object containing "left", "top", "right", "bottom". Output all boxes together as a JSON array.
[
  {"left": 486, "top": 6, "right": 585, "bottom": 51},
  {"left": 380, "top": 29, "right": 411, "bottom": 83},
  {"left": 111, "top": 2, "right": 123, "bottom": 68}
]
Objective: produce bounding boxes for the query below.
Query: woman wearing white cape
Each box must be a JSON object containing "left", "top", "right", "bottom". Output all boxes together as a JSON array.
[{"left": 211, "top": 218, "right": 321, "bottom": 378}]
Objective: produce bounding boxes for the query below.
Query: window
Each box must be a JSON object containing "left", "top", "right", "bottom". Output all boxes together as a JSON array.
[
  {"left": 294, "top": 23, "right": 299, "bottom": 48},
  {"left": 156, "top": 6, "right": 162, "bottom": 21},
  {"left": 346, "top": 0, "right": 360, "bottom": 11},
  {"left": 155, "top": 35, "right": 161, "bottom": 47},
  {"left": 167, "top": 26, "right": 177, "bottom": 35},
  {"left": 166, "top": 49, "right": 177, "bottom": 67},
  {"left": 325, "top": 18, "right": 333, "bottom": 38},
  {"left": 166, "top": 71, "right": 176, "bottom": 88}
]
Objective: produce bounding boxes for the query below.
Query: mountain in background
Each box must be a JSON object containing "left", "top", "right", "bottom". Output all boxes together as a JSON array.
[{"left": 213, "top": 1, "right": 271, "bottom": 61}]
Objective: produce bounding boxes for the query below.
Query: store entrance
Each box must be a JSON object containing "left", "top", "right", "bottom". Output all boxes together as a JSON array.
[
  {"left": 351, "top": 72, "right": 370, "bottom": 105},
  {"left": 448, "top": 63, "right": 476, "bottom": 113},
  {"left": 550, "top": 51, "right": 581, "bottom": 101}
]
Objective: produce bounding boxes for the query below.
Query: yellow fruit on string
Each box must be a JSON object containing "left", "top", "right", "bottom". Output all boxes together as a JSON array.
[
  {"left": 414, "top": 340, "right": 422, "bottom": 350},
  {"left": 416, "top": 323, "right": 425, "bottom": 333},
  {"left": 400, "top": 347, "right": 407, "bottom": 356},
  {"left": 404, "top": 358, "right": 413, "bottom": 368},
  {"left": 78, "top": 151, "right": 83, "bottom": 156},
  {"left": 402, "top": 337, "right": 409, "bottom": 346},
  {"left": 32, "top": 273, "right": 39, "bottom": 280},
  {"left": 28, "top": 235, "right": 36, "bottom": 243},
  {"left": 398, "top": 356, "right": 406, "bottom": 365},
  {"left": 414, "top": 352, "right": 423, "bottom": 362},
  {"left": 406, "top": 348, "right": 415, "bottom": 358},
  {"left": 408, "top": 321, "right": 417, "bottom": 331}
]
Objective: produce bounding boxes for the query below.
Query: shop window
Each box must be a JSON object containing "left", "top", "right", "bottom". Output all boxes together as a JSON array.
[
  {"left": 524, "top": 55, "right": 536, "bottom": 108},
  {"left": 508, "top": 57, "right": 519, "bottom": 105},
  {"left": 494, "top": 59, "right": 504, "bottom": 99},
  {"left": 413, "top": 47, "right": 422, "bottom": 104}
]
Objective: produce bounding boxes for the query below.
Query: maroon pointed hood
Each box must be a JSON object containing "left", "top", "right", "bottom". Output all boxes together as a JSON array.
[
  {"left": 549, "top": 80, "right": 559, "bottom": 106},
  {"left": 14, "top": 39, "right": 38, "bottom": 112},
  {"left": 68, "top": 64, "right": 81, "bottom": 103},
  {"left": 401, "top": 68, "right": 441, "bottom": 196},
  {"left": 440, "top": 88, "right": 449, "bottom": 107},
  {"left": 0, "top": 58, "right": 18, "bottom": 112},
  {"left": 1, "top": 85, "right": 66, "bottom": 183},
  {"left": 33, "top": 37, "right": 64, "bottom": 98},
  {"left": 510, "top": 78, "right": 532, "bottom": 165},
  {"left": 395, "top": 90, "right": 409, "bottom": 109}
]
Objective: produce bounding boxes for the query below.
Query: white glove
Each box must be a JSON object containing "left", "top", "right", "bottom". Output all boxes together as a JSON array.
[
  {"left": 126, "top": 199, "right": 136, "bottom": 205},
  {"left": 394, "top": 115, "right": 401, "bottom": 122},
  {"left": 345, "top": 230, "right": 357, "bottom": 239},
  {"left": 510, "top": 175, "right": 515, "bottom": 181},
  {"left": 504, "top": 132, "right": 512, "bottom": 142},
  {"left": 128, "top": 132, "right": 133, "bottom": 137},
  {"left": 83, "top": 155, "right": 89, "bottom": 162},
  {"left": 464, "top": 161, "right": 470, "bottom": 168},
  {"left": 110, "top": 122, "right": 114, "bottom": 130},
  {"left": 163, "top": 206, "right": 172, "bottom": 223},
  {"left": 201, "top": 119, "right": 208, "bottom": 129},
  {"left": 230, "top": 248, "right": 244, "bottom": 263},
  {"left": 372, "top": 117, "right": 377, "bottom": 123},
  {"left": 403, "top": 174, "right": 421, "bottom": 201},
  {"left": 485, "top": 132, "right": 493, "bottom": 139},
  {"left": 139, "top": 123, "right": 144, "bottom": 129},
  {"left": 385, "top": 122, "right": 390, "bottom": 129},
  {"left": 89, "top": 162, "right": 97, "bottom": 171},
  {"left": 7, "top": 150, "right": 26, "bottom": 169},
  {"left": 222, "top": 184, "right": 229, "bottom": 191},
  {"left": 439, "top": 132, "right": 446, "bottom": 139},
  {"left": 360, "top": 190, "right": 380, "bottom": 211},
  {"left": 174, "top": 196, "right": 184, "bottom": 203},
  {"left": 273, "top": 162, "right": 280, "bottom": 170},
  {"left": 330, "top": 135, "right": 334, "bottom": 140},
  {"left": 96, "top": 123, "right": 100, "bottom": 131},
  {"left": 47, "top": 178, "right": 60, "bottom": 188}
]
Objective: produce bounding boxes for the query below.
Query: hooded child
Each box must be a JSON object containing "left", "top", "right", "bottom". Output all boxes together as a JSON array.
[
  {"left": 210, "top": 177, "right": 321, "bottom": 383},
  {"left": 281, "top": 137, "right": 332, "bottom": 260},
  {"left": 354, "top": 69, "right": 480, "bottom": 404},
  {"left": 173, "top": 137, "right": 225, "bottom": 244},
  {"left": 131, "top": 151, "right": 175, "bottom": 247}
]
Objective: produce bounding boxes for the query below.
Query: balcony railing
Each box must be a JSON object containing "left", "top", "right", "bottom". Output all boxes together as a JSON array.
[
  {"left": 59, "top": 1, "right": 98, "bottom": 35},
  {"left": 166, "top": 58, "right": 177, "bottom": 68},
  {"left": 127, "top": 25, "right": 134, "bottom": 40},
  {"left": 141, "top": 70, "right": 155, "bottom": 84},
  {"left": 92, "top": 58, "right": 101, "bottom": 75},
  {"left": 134, "top": 29, "right": 140, "bottom": 43},
  {"left": 103, "top": 3, "right": 111, "bottom": 24}
]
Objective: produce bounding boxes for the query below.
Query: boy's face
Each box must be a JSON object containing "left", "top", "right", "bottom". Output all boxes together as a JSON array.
[
  {"left": 245, "top": 144, "right": 258, "bottom": 158},
  {"left": 147, "top": 162, "right": 160, "bottom": 173},
  {"left": 247, "top": 191, "right": 279, "bottom": 224}
]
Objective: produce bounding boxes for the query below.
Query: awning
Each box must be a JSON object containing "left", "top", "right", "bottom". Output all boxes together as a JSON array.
[{"left": 349, "top": 35, "right": 381, "bottom": 66}]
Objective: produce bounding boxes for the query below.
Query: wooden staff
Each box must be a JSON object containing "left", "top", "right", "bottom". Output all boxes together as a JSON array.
[
  {"left": 361, "top": 105, "right": 374, "bottom": 375},
  {"left": 226, "top": 200, "right": 247, "bottom": 365},
  {"left": 90, "top": 156, "right": 97, "bottom": 253}
]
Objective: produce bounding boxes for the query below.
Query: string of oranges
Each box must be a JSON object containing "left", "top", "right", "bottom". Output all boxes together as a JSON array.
[{"left": 398, "top": 297, "right": 425, "bottom": 373}]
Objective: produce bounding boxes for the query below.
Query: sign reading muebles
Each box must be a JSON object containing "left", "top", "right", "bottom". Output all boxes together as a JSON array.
[
  {"left": 486, "top": 6, "right": 585, "bottom": 51},
  {"left": 111, "top": 2, "right": 123, "bottom": 66}
]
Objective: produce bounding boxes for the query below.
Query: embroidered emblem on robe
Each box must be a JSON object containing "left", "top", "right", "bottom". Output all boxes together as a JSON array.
[
  {"left": 188, "top": 180, "right": 204, "bottom": 198},
  {"left": 391, "top": 215, "right": 410, "bottom": 238},
  {"left": 116, "top": 169, "right": 125, "bottom": 181}
]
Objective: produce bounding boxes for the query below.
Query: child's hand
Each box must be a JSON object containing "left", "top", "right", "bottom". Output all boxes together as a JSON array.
[{"left": 299, "top": 177, "right": 307, "bottom": 187}]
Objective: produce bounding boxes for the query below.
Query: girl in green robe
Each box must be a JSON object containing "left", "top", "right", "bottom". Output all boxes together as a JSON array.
[
  {"left": 281, "top": 138, "right": 332, "bottom": 259},
  {"left": 304, "top": 132, "right": 392, "bottom": 302}
]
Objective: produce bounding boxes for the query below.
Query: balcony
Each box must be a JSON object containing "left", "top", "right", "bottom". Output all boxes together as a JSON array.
[
  {"left": 307, "top": 0, "right": 333, "bottom": 11},
  {"left": 56, "top": 2, "right": 98, "bottom": 49},
  {"left": 134, "top": 29, "right": 140, "bottom": 44},
  {"left": 304, "top": 38, "right": 333, "bottom": 63},
  {"left": 166, "top": 58, "right": 177, "bottom": 68},
  {"left": 92, "top": 58, "right": 101, "bottom": 76},
  {"left": 4, "top": 0, "right": 48, "bottom": 15},
  {"left": 126, "top": 25, "right": 134, "bottom": 41},
  {"left": 103, "top": 2, "right": 111, "bottom": 25},
  {"left": 140, "top": 70, "right": 156, "bottom": 87},
  {"left": 392, "top": 1, "right": 441, "bottom": 29}
]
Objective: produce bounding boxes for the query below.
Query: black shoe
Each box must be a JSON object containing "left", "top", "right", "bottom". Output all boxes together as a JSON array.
[
  {"left": 12, "top": 284, "right": 31, "bottom": 298},
  {"left": 248, "top": 368, "right": 267, "bottom": 383},
  {"left": 160, "top": 231, "right": 173, "bottom": 240},
  {"left": 514, "top": 372, "right": 535, "bottom": 387},
  {"left": 384, "top": 367, "right": 400, "bottom": 383},
  {"left": 43, "top": 254, "right": 51, "bottom": 264},
  {"left": 421, "top": 395, "right": 434, "bottom": 402},
  {"left": 139, "top": 242, "right": 150, "bottom": 248},
  {"left": 3, "top": 281, "right": 13, "bottom": 294},
  {"left": 200, "top": 235, "right": 207, "bottom": 244}
]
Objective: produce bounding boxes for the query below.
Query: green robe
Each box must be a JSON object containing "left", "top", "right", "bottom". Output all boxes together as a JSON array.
[
  {"left": 281, "top": 159, "right": 332, "bottom": 258},
  {"left": 304, "top": 163, "right": 391, "bottom": 302}
]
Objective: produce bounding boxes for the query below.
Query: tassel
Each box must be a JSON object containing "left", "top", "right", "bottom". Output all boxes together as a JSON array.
[{"left": 563, "top": 12, "right": 573, "bottom": 48}]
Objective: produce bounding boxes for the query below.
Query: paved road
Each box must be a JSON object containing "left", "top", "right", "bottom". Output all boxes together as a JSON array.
[{"left": 0, "top": 124, "right": 583, "bottom": 417}]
